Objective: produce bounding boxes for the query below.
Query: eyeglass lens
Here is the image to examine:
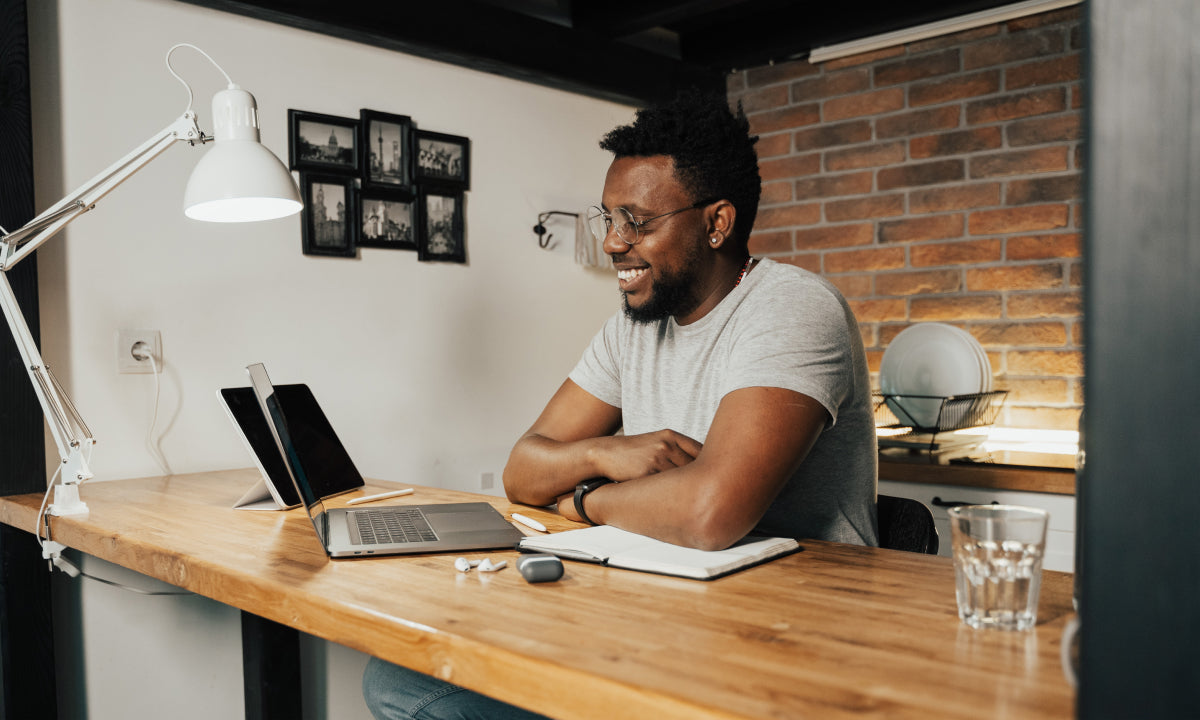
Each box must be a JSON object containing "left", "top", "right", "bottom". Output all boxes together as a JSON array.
[{"left": 586, "top": 206, "right": 637, "bottom": 244}]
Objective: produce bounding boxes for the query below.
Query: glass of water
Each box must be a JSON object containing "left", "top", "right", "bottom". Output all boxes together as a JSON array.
[{"left": 948, "top": 504, "right": 1049, "bottom": 631}]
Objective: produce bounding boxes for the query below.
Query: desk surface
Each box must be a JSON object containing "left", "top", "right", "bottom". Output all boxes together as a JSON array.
[{"left": 0, "top": 469, "right": 1076, "bottom": 720}]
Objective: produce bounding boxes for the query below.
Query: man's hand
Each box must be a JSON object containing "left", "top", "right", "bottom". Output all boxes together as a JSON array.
[
  {"left": 554, "top": 430, "right": 700, "bottom": 523},
  {"left": 588, "top": 430, "right": 702, "bottom": 482},
  {"left": 558, "top": 387, "right": 832, "bottom": 550},
  {"left": 505, "top": 379, "right": 831, "bottom": 549}
]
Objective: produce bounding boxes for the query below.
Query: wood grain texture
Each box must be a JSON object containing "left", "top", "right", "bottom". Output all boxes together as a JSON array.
[
  {"left": 0, "top": 469, "right": 1076, "bottom": 720},
  {"left": 880, "top": 455, "right": 1075, "bottom": 495}
]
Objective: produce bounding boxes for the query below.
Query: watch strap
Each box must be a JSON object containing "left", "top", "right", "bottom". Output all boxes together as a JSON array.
[{"left": 573, "top": 479, "right": 613, "bottom": 526}]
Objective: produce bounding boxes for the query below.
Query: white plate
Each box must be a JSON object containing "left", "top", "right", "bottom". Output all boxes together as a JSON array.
[
  {"left": 947, "top": 325, "right": 991, "bottom": 392},
  {"left": 880, "top": 323, "right": 987, "bottom": 428}
]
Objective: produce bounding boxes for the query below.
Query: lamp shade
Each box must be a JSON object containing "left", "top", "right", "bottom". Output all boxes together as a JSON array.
[{"left": 184, "top": 86, "right": 302, "bottom": 222}]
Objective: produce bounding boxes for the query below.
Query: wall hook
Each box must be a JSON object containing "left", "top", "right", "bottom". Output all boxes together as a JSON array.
[{"left": 533, "top": 210, "right": 578, "bottom": 249}]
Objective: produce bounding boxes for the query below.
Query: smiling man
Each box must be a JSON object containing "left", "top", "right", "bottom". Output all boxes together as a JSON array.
[
  {"left": 503, "top": 90, "right": 878, "bottom": 552},
  {"left": 363, "top": 90, "right": 878, "bottom": 720}
]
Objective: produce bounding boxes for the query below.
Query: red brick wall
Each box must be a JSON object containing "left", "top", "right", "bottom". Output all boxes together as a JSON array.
[{"left": 727, "top": 7, "right": 1083, "bottom": 431}]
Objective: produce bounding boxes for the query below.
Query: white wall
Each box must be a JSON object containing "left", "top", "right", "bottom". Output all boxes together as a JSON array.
[{"left": 28, "top": 1, "right": 633, "bottom": 717}]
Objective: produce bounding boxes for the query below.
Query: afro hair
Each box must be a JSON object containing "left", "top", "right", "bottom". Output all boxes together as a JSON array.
[{"left": 599, "top": 88, "right": 761, "bottom": 246}]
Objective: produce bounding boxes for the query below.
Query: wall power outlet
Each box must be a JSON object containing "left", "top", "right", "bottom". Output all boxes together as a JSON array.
[{"left": 116, "top": 329, "right": 162, "bottom": 374}]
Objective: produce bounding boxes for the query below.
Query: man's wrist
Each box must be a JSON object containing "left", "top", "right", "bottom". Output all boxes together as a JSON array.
[{"left": 573, "top": 478, "right": 613, "bottom": 525}]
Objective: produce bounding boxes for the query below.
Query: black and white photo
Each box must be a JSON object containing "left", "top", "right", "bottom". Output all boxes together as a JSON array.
[
  {"left": 288, "top": 109, "right": 470, "bottom": 260},
  {"left": 418, "top": 187, "right": 465, "bottom": 263},
  {"left": 288, "top": 110, "right": 359, "bottom": 174},
  {"left": 301, "top": 173, "right": 356, "bottom": 257},
  {"left": 357, "top": 189, "right": 416, "bottom": 250},
  {"left": 360, "top": 110, "right": 414, "bottom": 192},
  {"left": 415, "top": 130, "right": 470, "bottom": 189}
]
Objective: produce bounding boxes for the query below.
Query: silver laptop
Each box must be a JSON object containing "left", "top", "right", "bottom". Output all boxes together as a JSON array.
[{"left": 245, "top": 363, "right": 524, "bottom": 558}]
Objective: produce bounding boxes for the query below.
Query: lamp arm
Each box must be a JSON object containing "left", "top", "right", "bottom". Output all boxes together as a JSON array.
[
  {"left": 0, "top": 272, "right": 92, "bottom": 509},
  {"left": 0, "top": 111, "right": 206, "bottom": 512},
  {"left": 0, "top": 112, "right": 204, "bottom": 270}
]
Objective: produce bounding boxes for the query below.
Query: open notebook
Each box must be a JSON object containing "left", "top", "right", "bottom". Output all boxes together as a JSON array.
[{"left": 519, "top": 525, "right": 799, "bottom": 580}]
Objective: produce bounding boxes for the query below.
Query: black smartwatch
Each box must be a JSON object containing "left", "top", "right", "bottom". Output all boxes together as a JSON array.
[{"left": 573, "top": 478, "right": 613, "bottom": 525}]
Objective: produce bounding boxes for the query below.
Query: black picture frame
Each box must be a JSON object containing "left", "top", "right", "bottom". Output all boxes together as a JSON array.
[
  {"left": 300, "top": 173, "right": 356, "bottom": 258},
  {"left": 288, "top": 110, "right": 359, "bottom": 174},
  {"left": 360, "top": 110, "right": 414, "bottom": 192},
  {"left": 418, "top": 186, "right": 466, "bottom": 263},
  {"left": 357, "top": 188, "right": 417, "bottom": 250},
  {"left": 415, "top": 130, "right": 470, "bottom": 189}
]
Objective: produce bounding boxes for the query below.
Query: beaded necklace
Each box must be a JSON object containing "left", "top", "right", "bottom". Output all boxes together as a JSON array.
[{"left": 733, "top": 257, "right": 755, "bottom": 287}]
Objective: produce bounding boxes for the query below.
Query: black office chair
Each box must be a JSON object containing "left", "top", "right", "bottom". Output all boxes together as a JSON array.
[{"left": 877, "top": 494, "right": 939, "bottom": 555}]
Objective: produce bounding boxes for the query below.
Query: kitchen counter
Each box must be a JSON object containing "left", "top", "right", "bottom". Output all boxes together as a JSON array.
[{"left": 879, "top": 449, "right": 1075, "bottom": 496}]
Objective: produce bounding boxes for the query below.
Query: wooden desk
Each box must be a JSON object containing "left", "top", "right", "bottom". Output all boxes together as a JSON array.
[{"left": 0, "top": 469, "right": 1076, "bottom": 719}]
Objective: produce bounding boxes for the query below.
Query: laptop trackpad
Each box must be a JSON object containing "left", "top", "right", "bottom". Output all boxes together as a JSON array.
[{"left": 430, "top": 512, "right": 499, "bottom": 534}]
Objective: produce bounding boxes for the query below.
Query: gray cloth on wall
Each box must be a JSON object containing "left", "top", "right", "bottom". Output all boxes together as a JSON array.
[
  {"left": 574, "top": 210, "right": 612, "bottom": 270},
  {"left": 569, "top": 258, "right": 878, "bottom": 546}
]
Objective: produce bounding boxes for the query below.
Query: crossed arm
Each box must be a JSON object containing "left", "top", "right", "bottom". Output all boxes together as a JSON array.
[{"left": 502, "top": 379, "right": 830, "bottom": 551}]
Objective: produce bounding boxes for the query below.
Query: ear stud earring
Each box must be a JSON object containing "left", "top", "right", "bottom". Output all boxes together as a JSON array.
[{"left": 710, "top": 236, "right": 720, "bottom": 244}]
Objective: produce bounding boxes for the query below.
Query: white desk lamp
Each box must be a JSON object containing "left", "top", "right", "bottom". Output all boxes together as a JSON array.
[{"left": 0, "top": 44, "right": 302, "bottom": 516}]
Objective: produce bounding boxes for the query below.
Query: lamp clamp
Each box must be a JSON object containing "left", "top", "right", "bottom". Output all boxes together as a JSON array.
[{"left": 41, "top": 541, "right": 81, "bottom": 577}]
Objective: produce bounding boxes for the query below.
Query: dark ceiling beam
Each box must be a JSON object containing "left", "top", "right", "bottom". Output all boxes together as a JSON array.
[
  {"left": 572, "top": 0, "right": 749, "bottom": 38},
  {"left": 174, "top": 0, "right": 723, "bottom": 107},
  {"left": 678, "top": 0, "right": 1017, "bottom": 70}
]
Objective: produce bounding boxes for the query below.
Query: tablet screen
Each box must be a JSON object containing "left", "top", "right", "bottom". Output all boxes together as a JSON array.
[{"left": 220, "top": 384, "right": 364, "bottom": 505}]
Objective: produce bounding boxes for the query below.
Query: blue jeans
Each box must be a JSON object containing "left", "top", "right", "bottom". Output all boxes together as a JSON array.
[{"left": 362, "top": 657, "right": 550, "bottom": 720}]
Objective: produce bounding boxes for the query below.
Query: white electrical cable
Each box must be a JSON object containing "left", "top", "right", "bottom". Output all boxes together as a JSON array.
[
  {"left": 143, "top": 351, "right": 173, "bottom": 476},
  {"left": 71, "top": 570, "right": 193, "bottom": 596},
  {"left": 35, "top": 451, "right": 191, "bottom": 596},
  {"left": 33, "top": 441, "right": 94, "bottom": 549},
  {"left": 35, "top": 463, "right": 63, "bottom": 549},
  {"left": 165, "top": 43, "right": 237, "bottom": 117}
]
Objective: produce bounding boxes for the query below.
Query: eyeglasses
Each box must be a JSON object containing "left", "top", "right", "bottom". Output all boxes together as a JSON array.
[{"left": 586, "top": 198, "right": 715, "bottom": 246}]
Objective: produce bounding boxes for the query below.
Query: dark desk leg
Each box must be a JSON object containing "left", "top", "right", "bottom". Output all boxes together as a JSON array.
[{"left": 240, "top": 611, "right": 302, "bottom": 720}]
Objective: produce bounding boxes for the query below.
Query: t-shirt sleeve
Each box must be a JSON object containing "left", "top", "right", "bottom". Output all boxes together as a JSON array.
[
  {"left": 724, "top": 279, "right": 855, "bottom": 426},
  {"left": 568, "top": 312, "right": 624, "bottom": 408}
]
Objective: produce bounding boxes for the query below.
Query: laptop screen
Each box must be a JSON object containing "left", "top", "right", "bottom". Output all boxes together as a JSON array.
[{"left": 246, "top": 363, "right": 363, "bottom": 547}]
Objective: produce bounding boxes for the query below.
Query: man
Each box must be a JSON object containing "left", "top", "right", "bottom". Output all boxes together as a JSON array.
[
  {"left": 503, "top": 90, "right": 877, "bottom": 549},
  {"left": 364, "top": 90, "right": 877, "bottom": 720}
]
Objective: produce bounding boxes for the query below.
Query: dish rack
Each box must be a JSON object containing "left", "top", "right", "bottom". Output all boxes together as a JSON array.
[{"left": 874, "top": 390, "right": 1008, "bottom": 450}]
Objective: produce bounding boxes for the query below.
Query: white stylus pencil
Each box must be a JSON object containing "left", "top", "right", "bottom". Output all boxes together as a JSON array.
[
  {"left": 511, "top": 513, "right": 548, "bottom": 533},
  {"left": 346, "top": 488, "right": 415, "bottom": 505}
]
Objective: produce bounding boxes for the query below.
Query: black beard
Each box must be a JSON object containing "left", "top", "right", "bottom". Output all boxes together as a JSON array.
[
  {"left": 621, "top": 279, "right": 694, "bottom": 323},
  {"left": 614, "top": 236, "right": 705, "bottom": 324},
  {"left": 620, "top": 248, "right": 704, "bottom": 323}
]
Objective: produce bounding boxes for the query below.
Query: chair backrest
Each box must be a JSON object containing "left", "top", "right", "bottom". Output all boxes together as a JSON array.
[{"left": 877, "top": 494, "right": 939, "bottom": 555}]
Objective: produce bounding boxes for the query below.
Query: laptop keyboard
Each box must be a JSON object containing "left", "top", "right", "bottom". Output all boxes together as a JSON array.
[{"left": 352, "top": 507, "right": 438, "bottom": 545}]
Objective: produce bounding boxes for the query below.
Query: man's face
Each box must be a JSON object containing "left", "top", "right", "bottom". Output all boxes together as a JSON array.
[{"left": 600, "top": 156, "right": 709, "bottom": 324}]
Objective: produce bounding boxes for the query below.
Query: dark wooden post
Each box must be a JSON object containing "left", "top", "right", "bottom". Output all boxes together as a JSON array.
[
  {"left": 0, "top": 0, "right": 58, "bottom": 716},
  {"left": 1082, "top": 1, "right": 1200, "bottom": 716}
]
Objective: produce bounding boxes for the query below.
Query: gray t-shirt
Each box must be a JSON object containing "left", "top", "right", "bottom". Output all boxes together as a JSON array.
[{"left": 569, "top": 258, "right": 878, "bottom": 546}]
